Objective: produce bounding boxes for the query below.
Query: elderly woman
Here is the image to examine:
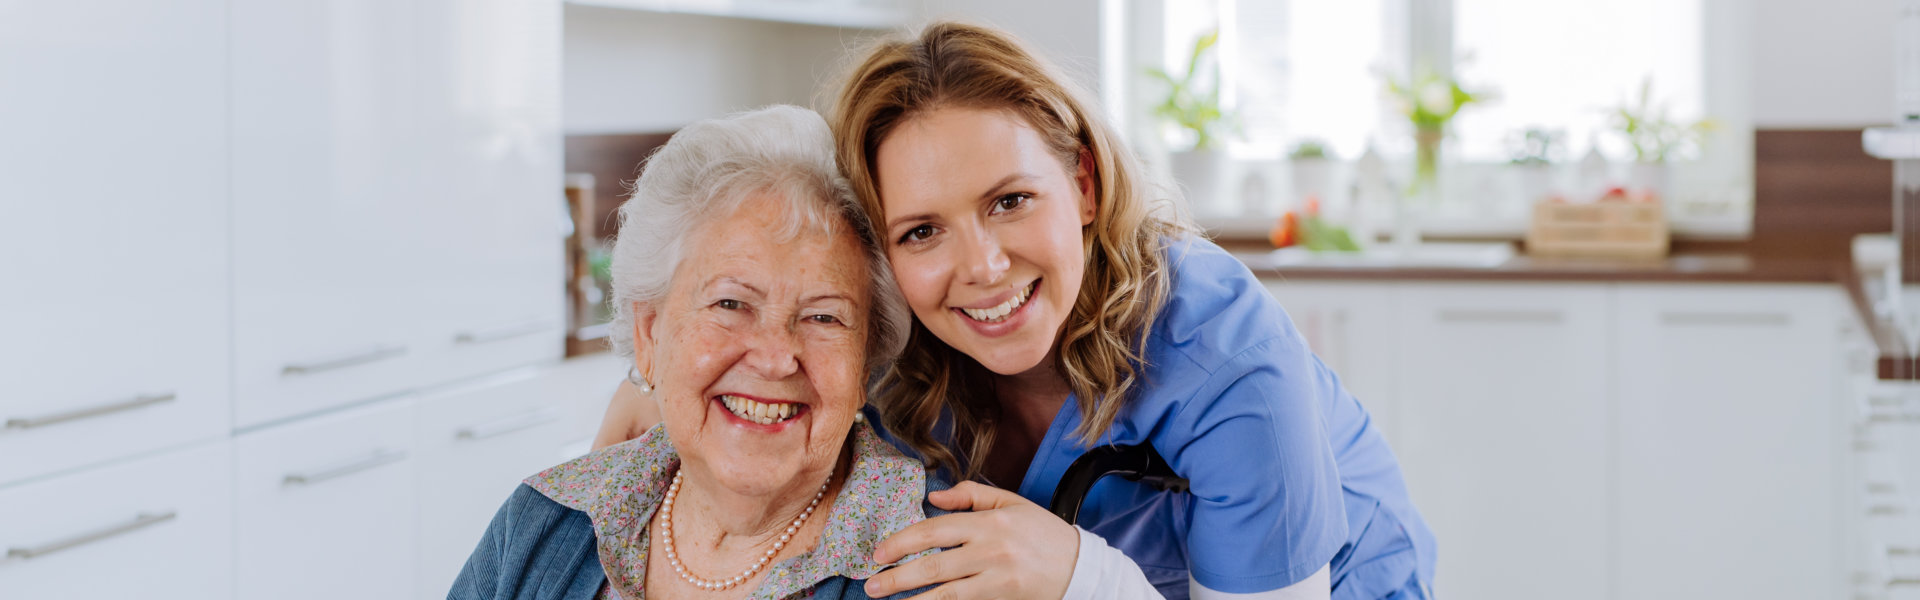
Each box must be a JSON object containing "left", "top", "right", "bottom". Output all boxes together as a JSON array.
[{"left": 449, "top": 105, "right": 933, "bottom": 600}]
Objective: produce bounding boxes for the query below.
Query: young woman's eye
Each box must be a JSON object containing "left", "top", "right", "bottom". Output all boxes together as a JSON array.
[
  {"left": 989, "top": 193, "right": 1031, "bottom": 215},
  {"left": 716, "top": 299, "right": 743, "bottom": 310},
  {"left": 898, "top": 224, "right": 935, "bottom": 244}
]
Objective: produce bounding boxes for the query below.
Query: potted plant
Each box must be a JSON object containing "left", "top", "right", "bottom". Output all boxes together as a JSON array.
[
  {"left": 1287, "top": 138, "right": 1336, "bottom": 213},
  {"left": 1506, "top": 127, "right": 1563, "bottom": 205},
  {"left": 1608, "top": 76, "right": 1714, "bottom": 201},
  {"left": 1147, "top": 28, "right": 1235, "bottom": 216},
  {"left": 1383, "top": 65, "right": 1489, "bottom": 198}
]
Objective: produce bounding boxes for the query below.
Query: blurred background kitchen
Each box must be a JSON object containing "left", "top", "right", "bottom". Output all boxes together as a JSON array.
[{"left": 2, "top": 0, "right": 1917, "bottom": 598}]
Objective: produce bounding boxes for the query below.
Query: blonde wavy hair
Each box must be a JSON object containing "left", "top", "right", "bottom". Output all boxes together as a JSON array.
[{"left": 829, "top": 21, "right": 1193, "bottom": 481}]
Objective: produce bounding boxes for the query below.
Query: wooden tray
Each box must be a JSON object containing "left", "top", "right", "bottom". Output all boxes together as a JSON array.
[{"left": 1526, "top": 200, "right": 1670, "bottom": 259}]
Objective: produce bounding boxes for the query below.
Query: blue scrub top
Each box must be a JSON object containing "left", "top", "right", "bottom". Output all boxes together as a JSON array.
[{"left": 895, "top": 237, "right": 1436, "bottom": 600}]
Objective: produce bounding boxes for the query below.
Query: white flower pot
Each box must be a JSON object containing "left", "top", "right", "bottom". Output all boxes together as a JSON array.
[
  {"left": 1289, "top": 158, "right": 1334, "bottom": 211},
  {"left": 1630, "top": 162, "right": 1671, "bottom": 201},
  {"left": 1169, "top": 149, "right": 1232, "bottom": 217}
]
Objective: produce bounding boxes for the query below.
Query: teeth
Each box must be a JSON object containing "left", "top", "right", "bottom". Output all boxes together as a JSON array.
[
  {"left": 959, "top": 282, "right": 1034, "bottom": 323},
  {"left": 720, "top": 395, "right": 799, "bottom": 425}
]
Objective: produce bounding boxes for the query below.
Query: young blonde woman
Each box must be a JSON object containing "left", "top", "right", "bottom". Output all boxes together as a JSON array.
[{"left": 599, "top": 22, "right": 1435, "bottom": 600}]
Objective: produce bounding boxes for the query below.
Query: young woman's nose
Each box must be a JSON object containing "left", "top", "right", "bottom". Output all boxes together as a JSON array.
[{"left": 957, "top": 226, "right": 1011, "bottom": 286}]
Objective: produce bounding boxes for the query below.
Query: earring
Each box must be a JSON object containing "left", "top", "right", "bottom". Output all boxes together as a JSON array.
[{"left": 627, "top": 366, "right": 653, "bottom": 394}]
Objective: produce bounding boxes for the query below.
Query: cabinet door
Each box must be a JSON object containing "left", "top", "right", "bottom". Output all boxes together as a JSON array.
[
  {"left": 0, "top": 441, "right": 233, "bottom": 600},
  {"left": 0, "top": 0, "right": 230, "bottom": 485},
  {"left": 414, "top": 368, "right": 576, "bottom": 596},
  {"left": 230, "top": 0, "right": 433, "bottom": 427},
  {"left": 1614, "top": 284, "right": 1843, "bottom": 599},
  {"left": 1393, "top": 283, "right": 1611, "bottom": 600},
  {"left": 411, "top": 0, "right": 567, "bottom": 387},
  {"left": 1261, "top": 280, "right": 1399, "bottom": 443},
  {"left": 235, "top": 399, "right": 417, "bottom": 600}
]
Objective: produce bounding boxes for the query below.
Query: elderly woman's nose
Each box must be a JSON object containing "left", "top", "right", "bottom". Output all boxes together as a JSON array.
[
  {"left": 739, "top": 320, "right": 804, "bottom": 379},
  {"left": 958, "top": 227, "right": 1011, "bottom": 286}
]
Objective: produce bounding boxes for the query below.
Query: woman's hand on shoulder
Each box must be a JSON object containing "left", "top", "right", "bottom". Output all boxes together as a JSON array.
[
  {"left": 863, "top": 481, "right": 1078, "bottom": 600},
  {"left": 592, "top": 379, "right": 661, "bottom": 451}
]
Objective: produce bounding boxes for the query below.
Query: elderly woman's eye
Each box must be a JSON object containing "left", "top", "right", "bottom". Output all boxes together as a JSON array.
[
  {"left": 989, "top": 193, "right": 1030, "bottom": 215},
  {"left": 716, "top": 299, "right": 743, "bottom": 310},
  {"left": 899, "top": 224, "right": 935, "bottom": 244},
  {"left": 806, "top": 314, "right": 842, "bottom": 325}
]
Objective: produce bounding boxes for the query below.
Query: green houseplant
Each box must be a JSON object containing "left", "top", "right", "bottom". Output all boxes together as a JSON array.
[
  {"left": 1383, "top": 65, "right": 1489, "bottom": 195},
  {"left": 1147, "top": 28, "right": 1237, "bottom": 216},
  {"left": 1609, "top": 76, "right": 1714, "bottom": 200}
]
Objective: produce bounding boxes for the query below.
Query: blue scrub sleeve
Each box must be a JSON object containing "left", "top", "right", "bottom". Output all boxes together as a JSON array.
[{"left": 1162, "top": 336, "right": 1348, "bottom": 593}]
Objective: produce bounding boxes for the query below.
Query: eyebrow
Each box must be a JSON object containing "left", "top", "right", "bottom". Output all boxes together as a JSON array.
[
  {"left": 802, "top": 293, "right": 856, "bottom": 306},
  {"left": 710, "top": 276, "right": 766, "bottom": 298},
  {"left": 885, "top": 172, "right": 1039, "bottom": 231}
]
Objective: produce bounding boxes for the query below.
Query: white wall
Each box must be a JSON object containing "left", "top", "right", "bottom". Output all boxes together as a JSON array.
[
  {"left": 1752, "top": 0, "right": 1896, "bottom": 128},
  {"left": 916, "top": 0, "right": 1105, "bottom": 93},
  {"left": 562, "top": 5, "right": 867, "bottom": 134}
]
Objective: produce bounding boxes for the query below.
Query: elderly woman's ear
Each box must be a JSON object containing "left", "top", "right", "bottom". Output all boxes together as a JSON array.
[{"left": 592, "top": 301, "right": 665, "bottom": 451}]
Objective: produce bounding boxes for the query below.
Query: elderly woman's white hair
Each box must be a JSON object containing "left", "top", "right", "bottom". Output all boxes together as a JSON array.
[{"left": 607, "top": 105, "right": 910, "bottom": 375}]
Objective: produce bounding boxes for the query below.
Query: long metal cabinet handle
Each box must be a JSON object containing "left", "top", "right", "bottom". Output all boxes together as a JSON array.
[
  {"left": 282, "top": 449, "right": 408, "bottom": 486},
  {"left": 1658, "top": 311, "right": 1791, "bottom": 326},
  {"left": 1435, "top": 309, "right": 1564, "bottom": 324},
  {"left": 5, "top": 511, "right": 177, "bottom": 560},
  {"left": 5, "top": 393, "right": 175, "bottom": 430},
  {"left": 281, "top": 345, "right": 406, "bottom": 375},
  {"left": 457, "top": 408, "right": 561, "bottom": 441},
  {"left": 455, "top": 319, "right": 555, "bottom": 345}
]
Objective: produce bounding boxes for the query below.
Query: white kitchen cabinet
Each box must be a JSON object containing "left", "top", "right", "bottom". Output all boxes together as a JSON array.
[
  {"left": 412, "top": 0, "right": 568, "bottom": 389},
  {"left": 235, "top": 398, "right": 418, "bottom": 600},
  {"left": 1262, "top": 281, "right": 1401, "bottom": 444},
  {"left": 0, "top": 441, "right": 233, "bottom": 600},
  {"left": 1613, "top": 284, "right": 1846, "bottom": 599},
  {"left": 230, "top": 0, "right": 437, "bottom": 428},
  {"left": 1392, "top": 283, "right": 1612, "bottom": 600},
  {"left": 414, "top": 368, "right": 578, "bottom": 596},
  {"left": 0, "top": 0, "right": 231, "bottom": 486}
]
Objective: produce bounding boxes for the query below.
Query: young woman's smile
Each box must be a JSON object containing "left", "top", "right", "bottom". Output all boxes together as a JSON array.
[{"left": 874, "top": 107, "right": 1095, "bottom": 376}]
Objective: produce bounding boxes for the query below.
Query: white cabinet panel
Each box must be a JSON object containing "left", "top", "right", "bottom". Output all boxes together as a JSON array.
[
  {"left": 412, "top": 0, "right": 567, "bottom": 387},
  {"left": 1393, "top": 284, "right": 1611, "bottom": 600},
  {"left": 1614, "top": 284, "right": 1844, "bottom": 600},
  {"left": 235, "top": 399, "right": 417, "bottom": 600},
  {"left": 1262, "top": 281, "right": 1399, "bottom": 444},
  {"left": 0, "top": 441, "right": 233, "bottom": 600},
  {"left": 230, "top": 0, "right": 434, "bottom": 427},
  {"left": 0, "top": 0, "right": 230, "bottom": 485},
  {"left": 414, "top": 368, "right": 577, "bottom": 596}
]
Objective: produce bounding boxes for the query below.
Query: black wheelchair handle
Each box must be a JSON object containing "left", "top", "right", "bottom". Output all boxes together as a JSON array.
[{"left": 1048, "top": 443, "right": 1190, "bottom": 525}]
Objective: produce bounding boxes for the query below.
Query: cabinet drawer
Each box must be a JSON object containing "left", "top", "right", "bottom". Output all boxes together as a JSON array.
[
  {"left": 0, "top": 441, "right": 233, "bottom": 600},
  {"left": 414, "top": 368, "right": 577, "bottom": 595},
  {"left": 0, "top": 381, "right": 226, "bottom": 487},
  {"left": 235, "top": 399, "right": 416, "bottom": 600}
]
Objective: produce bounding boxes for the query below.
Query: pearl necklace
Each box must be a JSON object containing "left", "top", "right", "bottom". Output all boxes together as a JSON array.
[{"left": 657, "top": 470, "right": 830, "bottom": 592}]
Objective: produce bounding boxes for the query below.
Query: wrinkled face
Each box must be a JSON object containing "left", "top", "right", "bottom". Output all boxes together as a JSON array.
[
  {"left": 873, "top": 107, "right": 1096, "bottom": 378},
  {"left": 631, "top": 191, "right": 871, "bottom": 500}
]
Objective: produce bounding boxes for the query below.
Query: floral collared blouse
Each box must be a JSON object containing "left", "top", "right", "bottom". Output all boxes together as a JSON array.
[{"left": 523, "top": 420, "right": 934, "bottom": 600}]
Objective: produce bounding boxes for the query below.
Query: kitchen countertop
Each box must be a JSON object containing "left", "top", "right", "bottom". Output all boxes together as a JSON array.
[{"left": 1214, "top": 236, "right": 1914, "bottom": 379}]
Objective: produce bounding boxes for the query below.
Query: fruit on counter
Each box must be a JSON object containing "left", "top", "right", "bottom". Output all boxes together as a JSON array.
[
  {"left": 1269, "top": 196, "right": 1360, "bottom": 251},
  {"left": 1270, "top": 212, "right": 1299, "bottom": 248}
]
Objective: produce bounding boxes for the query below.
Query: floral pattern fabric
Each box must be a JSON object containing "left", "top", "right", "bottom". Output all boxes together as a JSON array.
[{"left": 524, "top": 421, "right": 933, "bottom": 600}]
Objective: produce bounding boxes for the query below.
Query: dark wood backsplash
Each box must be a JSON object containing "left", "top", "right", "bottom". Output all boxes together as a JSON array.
[
  {"left": 564, "top": 132, "right": 674, "bottom": 241},
  {"left": 1750, "top": 129, "right": 1893, "bottom": 259}
]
